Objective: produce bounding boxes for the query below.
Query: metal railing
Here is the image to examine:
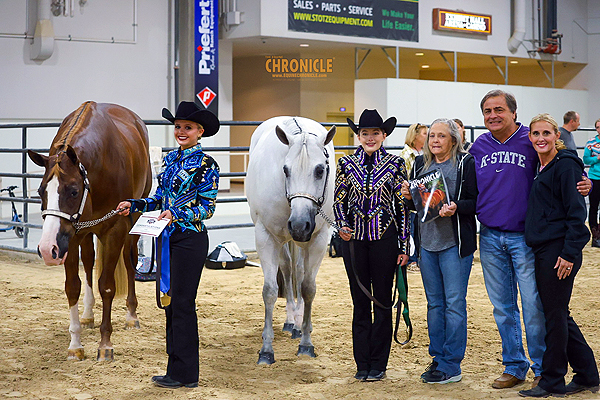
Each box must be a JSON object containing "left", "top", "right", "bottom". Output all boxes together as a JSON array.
[{"left": 3, "top": 119, "right": 593, "bottom": 254}]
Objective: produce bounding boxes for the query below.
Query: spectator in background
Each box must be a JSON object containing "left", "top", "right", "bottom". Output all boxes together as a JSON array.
[
  {"left": 400, "top": 123, "right": 428, "bottom": 273},
  {"left": 583, "top": 118, "right": 600, "bottom": 248},
  {"left": 559, "top": 111, "right": 580, "bottom": 151},
  {"left": 399, "top": 123, "right": 428, "bottom": 175},
  {"left": 453, "top": 118, "right": 472, "bottom": 152}
]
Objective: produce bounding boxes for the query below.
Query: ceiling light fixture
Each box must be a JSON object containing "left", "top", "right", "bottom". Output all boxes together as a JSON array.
[
  {"left": 300, "top": 43, "right": 309, "bottom": 47},
  {"left": 415, "top": 52, "right": 424, "bottom": 56},
  {"left": 421, "top": 64, "right": 430, "bottom": 69},
  {"left": 510, "top": 60, "right": 519, "bottom": 64}
]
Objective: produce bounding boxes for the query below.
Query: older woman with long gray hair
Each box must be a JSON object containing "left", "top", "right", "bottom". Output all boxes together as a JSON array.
[{"left": 401, "top": 118, "right": 478, "bottom": 385}]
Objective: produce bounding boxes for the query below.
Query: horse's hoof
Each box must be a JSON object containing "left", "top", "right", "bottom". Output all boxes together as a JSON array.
[
  {"left": 291, "top": 329, "right": 302, "bottom": 339},
  {"left": 257, "top": 351, "right": 275, "bottom": 365},
  {"left": 297, "top": 345, "right": 316, "bottom": 358},
  {"left": 97, "top": 348, "right": 114, "bottom": 361},
  {"left": 80, "top": 318, "right": 94, "bottom": 329},
  {"left": 125, "top": 320, "right": 140, "bottom": 329},
  {"left": 67, "top": 348, "right": 84, "bottom": 361},
  {"left": 283, "top": 322, "right": 294, "bottom": 333}
]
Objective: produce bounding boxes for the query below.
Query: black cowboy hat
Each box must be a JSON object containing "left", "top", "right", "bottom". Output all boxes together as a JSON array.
[
  {"left": 162, "top": 101, "right": 220, "bottom": 137},
  {"left": 347, "top": 109, "right": 397, "bottom": 136}
]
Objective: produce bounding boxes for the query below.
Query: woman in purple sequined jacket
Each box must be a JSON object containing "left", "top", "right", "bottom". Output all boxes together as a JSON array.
[{"left": 334, "top": 109, "right": 409, "bottom": 382}]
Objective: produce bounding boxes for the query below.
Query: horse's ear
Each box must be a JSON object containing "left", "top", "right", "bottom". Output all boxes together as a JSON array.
[
  {"left": 65, "top": 145, "right": 79, "bottom": 165},
  {"left": 275, "top": 125, "right": 289, "bottom": 145},
  {"left": 324, "top": 125, "right": 337, "bottom": 146},
  {"left": 28, "top": 150, "right": 48, "bottom": 168}
]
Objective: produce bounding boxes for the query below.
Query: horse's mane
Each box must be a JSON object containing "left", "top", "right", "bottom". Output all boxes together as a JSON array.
[
  {"left": 53, "top": 101, "right": 94, "bottom": 152},
  {"left": 48, "top": 101, "right": 94, "bottom": 176},
  {"left": 281, "top": 118, "right": 304, "bottom": 136},
  {"left": 281, "top": 118, "right": 320, "bottom": 169}
]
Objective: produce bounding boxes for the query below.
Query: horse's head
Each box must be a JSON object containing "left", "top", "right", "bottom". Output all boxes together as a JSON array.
[
  {"left": 28, "top": 145, "right": 88, "bottom": 265},
  {"left": 276, "top": 121, "right": 336, "bottom": 242}
]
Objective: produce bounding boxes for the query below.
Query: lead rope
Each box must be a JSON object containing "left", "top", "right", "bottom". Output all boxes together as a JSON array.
[
  {"left": 72, "top": 208, "right": 126, "bottom": 232},
  {"left": 316, "top": 207, "right": 412, "bottom": 344}
]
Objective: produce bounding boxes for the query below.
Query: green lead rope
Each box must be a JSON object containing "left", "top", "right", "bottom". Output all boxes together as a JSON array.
[{"left": 394, "top": 263, "right": 412, "bottom": 345}]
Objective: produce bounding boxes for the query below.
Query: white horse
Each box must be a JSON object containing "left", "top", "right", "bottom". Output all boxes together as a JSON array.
[{"left": 246, "top": 117, "right": 336, "bottom": 365}]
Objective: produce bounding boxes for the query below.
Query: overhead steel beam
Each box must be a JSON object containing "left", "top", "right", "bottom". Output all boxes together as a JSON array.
[
  {"left": 439, "top": 51, "right": 457, "bottom": 82},
  {"left": 491, "top": 56, "right": 509, "bottom": 85}
]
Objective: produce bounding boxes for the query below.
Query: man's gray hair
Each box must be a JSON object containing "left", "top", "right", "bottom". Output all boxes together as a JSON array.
[{"left": 480, "top": 89, "right": 517, "bottom": 114}]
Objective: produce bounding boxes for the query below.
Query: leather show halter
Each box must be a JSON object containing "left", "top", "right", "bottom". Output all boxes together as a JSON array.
[
  {"left": 284, "top": 119, "right": 330, "bottom": 209},
  {"left": 41, "top": 160, "right": 122, "bottom": 232}
]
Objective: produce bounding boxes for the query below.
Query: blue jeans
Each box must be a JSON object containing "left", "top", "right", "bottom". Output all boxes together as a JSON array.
[
  {"left": 420, "top": 245, "right": 473, "bottom": 376},
  {"left": 479, "top": 225, "right": 546, "bottom": 379}
]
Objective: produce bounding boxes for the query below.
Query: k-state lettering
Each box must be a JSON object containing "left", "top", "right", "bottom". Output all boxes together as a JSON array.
[{"left": 479, "top": 151, "right": 526, "bottom": 168}]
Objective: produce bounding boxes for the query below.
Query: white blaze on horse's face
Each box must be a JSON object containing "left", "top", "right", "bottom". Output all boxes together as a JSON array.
[
  {"left": 38, "top": 176, "right": 68, "bottom": 265},
  {"left": 276, "top": 124, "right": 336, "bottom": 242}
]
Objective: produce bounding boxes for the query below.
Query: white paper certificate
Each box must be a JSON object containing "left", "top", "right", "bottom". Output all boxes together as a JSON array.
[{"left": 129, "top": 213, "right": 170, "bottom": 237}]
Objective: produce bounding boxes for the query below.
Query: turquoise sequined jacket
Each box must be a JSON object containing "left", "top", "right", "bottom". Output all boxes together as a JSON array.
[{"left": 129, "top": 144, "right": 219, "bottom": 233}]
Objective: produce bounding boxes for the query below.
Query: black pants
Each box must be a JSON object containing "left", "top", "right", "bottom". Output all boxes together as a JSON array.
[
  {"left": 341, "top": 234, "right": 397, "bottom": 372},
  {"left": 589, "top": 179, "right": 600, "bottom": 230},
  {"left": 533, "top": 238, "right": 599, "bottom": 394},
  {"left": 165, "top": 228, "right": 208, "bottom": 384}
]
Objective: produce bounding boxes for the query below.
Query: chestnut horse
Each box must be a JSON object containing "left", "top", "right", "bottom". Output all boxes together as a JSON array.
[{"left": 28, "top": 101, "right": 152, "bottom": 361}]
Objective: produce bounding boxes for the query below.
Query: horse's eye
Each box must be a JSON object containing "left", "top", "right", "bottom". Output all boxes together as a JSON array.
[
  {"left": 283, "top": 166, "right": 290, "bottom": 177},
  {"left": 315, "top": 165, "right": 325, "bottom": 179},
  {"left": 71, "top": 189, "right": 79, "bottom": 198}
]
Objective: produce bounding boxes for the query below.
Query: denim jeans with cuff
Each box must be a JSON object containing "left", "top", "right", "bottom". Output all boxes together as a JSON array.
[{"left": 479, "top": 224, "right": 546, "bottom": 380}]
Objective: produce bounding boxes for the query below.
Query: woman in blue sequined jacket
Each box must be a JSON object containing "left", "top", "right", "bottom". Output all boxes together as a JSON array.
[
  {"left": 117, "top": 101, "right": 219, "bottom": 389},
  {"left": 334, "top": 109, "right": 409, "bottom": 382}
]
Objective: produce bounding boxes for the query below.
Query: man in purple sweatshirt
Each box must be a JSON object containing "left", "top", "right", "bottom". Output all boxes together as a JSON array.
[{"left": 470, "top": 90, "right": 590, "bottom": 390}]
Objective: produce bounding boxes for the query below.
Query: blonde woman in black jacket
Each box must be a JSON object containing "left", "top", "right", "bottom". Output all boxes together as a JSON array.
[{"left": 519, "top": 114, "right": 598, "bottom": 398}]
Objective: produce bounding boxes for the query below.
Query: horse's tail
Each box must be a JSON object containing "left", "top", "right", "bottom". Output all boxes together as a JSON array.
[
  {"left": 276, "top": 269, "right": 285, "bottom": 298},
  {"left": 276, "top": 242, "right": 292, "bottom": 298},
  {"left": 95, "top": 242, "right": 128, "bottom": 298},
  {"left": 277, "top": 242, "right": 301, "bottom": 298}
]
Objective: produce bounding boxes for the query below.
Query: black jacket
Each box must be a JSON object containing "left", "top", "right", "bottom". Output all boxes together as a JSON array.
[
  {"left": 408, "top": 153, "right": 478, "bottom": 258},
  {"left": 525, "top": 149, "right": 590, "bottom": 262}
]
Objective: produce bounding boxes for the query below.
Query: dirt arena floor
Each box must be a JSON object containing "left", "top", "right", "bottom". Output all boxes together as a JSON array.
[{"left": 1, "top": 244, "right": 599, "bottom": 400}]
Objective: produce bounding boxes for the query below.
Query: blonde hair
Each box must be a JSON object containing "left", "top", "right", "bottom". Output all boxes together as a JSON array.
[
  {"left": 422, "top": 118, "right": 465, "bottom": 169},
  {"left": 529, "top": 113, "right": 566, "bottom": 150},
  {"left": 404, "top": 123, "right": 426, "bottom": 149}
]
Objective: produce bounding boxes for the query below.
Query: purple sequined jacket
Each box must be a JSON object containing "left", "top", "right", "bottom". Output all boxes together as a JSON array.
[{"left": 334, "top": 146, "right": 409, "bottom": 253}]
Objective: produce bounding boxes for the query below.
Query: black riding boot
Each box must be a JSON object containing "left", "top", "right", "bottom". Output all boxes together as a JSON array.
[{"left": 591, "top": 227, "right": 600, "bottom": 248}]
